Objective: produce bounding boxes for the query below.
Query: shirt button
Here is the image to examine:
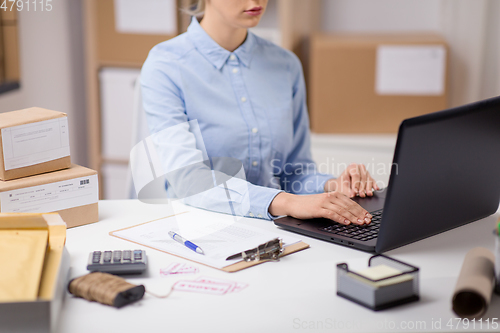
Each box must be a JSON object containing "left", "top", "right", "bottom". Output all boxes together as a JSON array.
[
  {"left": 257, "top": 214, "right": 263, "bottom": 218},
  {"left": 232, "top": 68, "right": 238, "bottom": 74},
  {"left": 252, "top": 161, "right": 258, "bottom": 167},
  {"left": 249, "top": 212, "right": 254, "bottom": 217},
  {"left": 241, "top": 97, "right": 247, "bottom": 102},
  {"left": 230, "top": 55, "right": 236, "bottom": 61},
  {"left": 252, "top": 128, "right": 258, "bottom": 133}
]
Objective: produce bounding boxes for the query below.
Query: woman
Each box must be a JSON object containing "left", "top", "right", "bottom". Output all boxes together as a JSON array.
[{"left": 141, "top": 0, "right": 378, "bottom": 226}]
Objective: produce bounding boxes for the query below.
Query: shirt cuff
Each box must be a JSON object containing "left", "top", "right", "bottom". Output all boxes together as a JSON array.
[
  {"left": 245, "top": 185, "right": 283, "bottom": 220},
  {"left": 316, "top": 174, "right": 334, "bottom": 193}
]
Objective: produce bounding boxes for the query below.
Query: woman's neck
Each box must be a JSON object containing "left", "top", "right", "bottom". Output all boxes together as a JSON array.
[{"left": 199, "top": 12, "right": 247, "bottom": 52}]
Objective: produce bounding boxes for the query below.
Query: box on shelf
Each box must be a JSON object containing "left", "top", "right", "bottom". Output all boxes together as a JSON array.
[
  {"left": 309, "top": 34, "right": 448, "bottom": 133},
  {"left": 0, "top": 164, "right": 98, "bottom": 228},
  {"left": 0, "top": 107, "right": 71, "bottom": 180},
  {"left": 0, "top": 213, "right": 70, "bottom": 333}
]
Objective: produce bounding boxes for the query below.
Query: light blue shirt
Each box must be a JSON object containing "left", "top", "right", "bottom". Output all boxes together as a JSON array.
[{"left": 141, "top": 17, "right": 332, "bottom": 220}]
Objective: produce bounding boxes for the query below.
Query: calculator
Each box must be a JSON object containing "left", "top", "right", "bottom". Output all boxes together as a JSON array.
[{"left": 86, "top": 250, "right": 147, "bottom": 275}]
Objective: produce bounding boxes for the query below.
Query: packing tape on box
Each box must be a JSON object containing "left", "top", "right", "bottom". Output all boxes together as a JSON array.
[{"left": 452, "top": 247, "right": 495, "bottom": 319}]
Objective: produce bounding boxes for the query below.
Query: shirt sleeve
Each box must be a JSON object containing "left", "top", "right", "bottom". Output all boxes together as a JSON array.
[
  {"left": 140, "top": 50, "right": 282, "bottom": 220},
  {"left": 278, "top": 54, "right": 333, "bottom": 194}
]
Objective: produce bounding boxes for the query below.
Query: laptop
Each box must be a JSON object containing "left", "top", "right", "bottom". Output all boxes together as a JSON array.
[{"left": 275, "top": 95, "right": 500, "bottom": 253}]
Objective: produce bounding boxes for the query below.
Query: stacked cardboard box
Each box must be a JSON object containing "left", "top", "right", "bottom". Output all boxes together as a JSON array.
[
  {"left": 0, "top": 107, "right": 98, "bottom": 227},
  {"left": 309, "top": 34, "right": 448, "bottom": 133}
]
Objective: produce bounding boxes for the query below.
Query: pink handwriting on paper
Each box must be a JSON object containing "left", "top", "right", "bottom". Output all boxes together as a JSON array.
[
  {"left": 160, "top": 263, "right": 199, "bottom": 276},
  {"left": 173, "top": 281, "right": 232, "bottom": 295},
  {"left": 195, "top": 276, "right": 248, "bottom": 293}
]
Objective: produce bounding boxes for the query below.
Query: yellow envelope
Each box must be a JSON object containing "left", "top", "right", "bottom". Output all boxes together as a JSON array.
[{"left": 0, "top": 229, "right": 48, "bottom": 302}]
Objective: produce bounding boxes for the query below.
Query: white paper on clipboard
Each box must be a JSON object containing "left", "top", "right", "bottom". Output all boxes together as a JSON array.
[
  {"left": 110, "top": 210, "right": 301, "bottom": 270},
  {"left": 375, "top": 45, "right": 446, "bottom": 95},
  {"left": 114, "top": 0, "right": 177, "bottom": 35}
]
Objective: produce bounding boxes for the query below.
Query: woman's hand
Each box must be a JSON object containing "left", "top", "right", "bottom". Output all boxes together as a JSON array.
[
  {"left": 269, "top": 192, "right": 372, "bottom": 225},
  {"left": 324, "top": 163, "right": 379, "bottom": 198}
]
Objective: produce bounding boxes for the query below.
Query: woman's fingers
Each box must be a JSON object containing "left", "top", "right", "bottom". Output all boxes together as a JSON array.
[
  {"left": 323, "top": 201, "right": 358, "bottom": 225},
  {"left": 276, "top": 192, "right": 373, "bottom": 225},
  {"left": 335, "top": 192, "right": 372, "bottom": 224},
  {"left": 319, "top": 208, "right": 351, "bottom": 225},
  {"left": 358, "top": 164, "right": 368, "bottom": 197},
  {"left": 340, "top": 163, "right": 379, "bottom": 197},
  {"left": 324, "top": 192, "right": 371, "bottom": 225},
  {"left": 342, "top": 172, "right": 354, "bottom": 197},
  {"left": 366, "top": 173, "right": 379, "bottom": 196},
  {"left": 366, "top": 176, "right": 374, "bottom": 196},
  {"left": 347, "top": 164, "right": 361, "bottom": 197},
  {"left": 326, "top": 164, "right": 380, "bottom": 198}
]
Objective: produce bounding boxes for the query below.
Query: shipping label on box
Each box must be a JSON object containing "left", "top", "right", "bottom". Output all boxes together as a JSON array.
[
  {"left": 0, "top": 164, "right": 99, "bottom": 228},
  {"left": 0, "top": 174, "right": 98, "bottom": 213},
  {"left": 376, "top": 45, "right": 446, "bottom": 95},
  {"left": 1, "top": 117, "right": 70, "bottom": 171}
]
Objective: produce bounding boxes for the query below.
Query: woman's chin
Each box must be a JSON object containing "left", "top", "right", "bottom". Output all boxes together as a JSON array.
[{"left": 236, "top": 15, "right": 263, "bottom": 28}]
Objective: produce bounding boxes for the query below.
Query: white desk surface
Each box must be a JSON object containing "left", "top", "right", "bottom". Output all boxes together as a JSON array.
[{"left": 59, "top": 200, "right": 500, "bottom": 333}]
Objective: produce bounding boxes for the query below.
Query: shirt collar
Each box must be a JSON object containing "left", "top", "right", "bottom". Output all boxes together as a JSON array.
[{"left": 187, "top": 17, "right": 256, "bottom": 70}]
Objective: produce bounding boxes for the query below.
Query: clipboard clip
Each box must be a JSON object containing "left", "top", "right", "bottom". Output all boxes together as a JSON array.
[{"left": 226, "top": 238, "right": 284, "bottom": 262}]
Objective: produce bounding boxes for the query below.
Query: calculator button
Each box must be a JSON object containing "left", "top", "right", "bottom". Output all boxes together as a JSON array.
[
  {"left": 92, "top": 256, "right": 101, "bottom": 264},
  {"left": 123, "top": 250, "right": 131, "bottom": 261},
  {"left": 113, "top": 251, "right": 122, "bottom": 263},
  {"left": 103, "top": 251, "right": 112, "bottom": 262}
]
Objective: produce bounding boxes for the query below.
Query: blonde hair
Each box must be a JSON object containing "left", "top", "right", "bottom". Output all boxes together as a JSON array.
[{"left": 183, "top": 0, "right": 205, "bottom": 17}]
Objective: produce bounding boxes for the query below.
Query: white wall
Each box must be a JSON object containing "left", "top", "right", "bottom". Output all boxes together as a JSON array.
[
  {"left": 479, "top": 0, "right": 500, "bottom": 100},
  {"left": 321, "top": 0, "right": 500, "bottom": 107},
  {"left": 0, "top": 0, "right": 87, "bottom": 166}
]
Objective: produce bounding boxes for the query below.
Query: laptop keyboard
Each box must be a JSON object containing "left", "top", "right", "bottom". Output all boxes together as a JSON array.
[{"left": 320, "top": 209, "right": 383, "bottom": 241}]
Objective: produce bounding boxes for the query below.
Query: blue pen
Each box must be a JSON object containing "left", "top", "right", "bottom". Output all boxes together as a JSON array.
[{"left": 168, "top": 231, "right": 205, "bottom": 255}]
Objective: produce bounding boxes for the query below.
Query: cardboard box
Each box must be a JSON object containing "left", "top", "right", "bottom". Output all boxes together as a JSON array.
[
  {"left": 309, "top": 34, "right": 448, "bottom": 133},
  {"left": 95, "top": 0, "right": 177, "bottom": 64},
  {"left": 0, "top": 164, "right": 99, "bottom": 228},
  {"left": 0, "top": 213, "right": 71, "bottom": 333},
  {"left": 0, "top": 10, "right": 20, "bottom": 82},
  {"left": 0, "top": 107, "right": 72, "bottom": 180}
]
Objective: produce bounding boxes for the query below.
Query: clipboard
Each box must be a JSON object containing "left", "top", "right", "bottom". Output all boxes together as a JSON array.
[
  {"left": 221, "top": 241, "right": 309, "bottom": 272},
  {"left": 109, "top": 212, "right": 309, "bottom": 273}
]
